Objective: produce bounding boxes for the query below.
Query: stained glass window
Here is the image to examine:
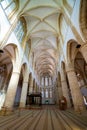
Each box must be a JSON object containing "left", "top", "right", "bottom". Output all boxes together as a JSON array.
[{"left": 45, "top": 89, "right": 48, "bottom": 98}]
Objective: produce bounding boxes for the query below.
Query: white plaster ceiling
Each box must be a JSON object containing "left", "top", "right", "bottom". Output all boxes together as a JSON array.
[{"left": 19, "top": 0, "right": 63, "bottom": 78}]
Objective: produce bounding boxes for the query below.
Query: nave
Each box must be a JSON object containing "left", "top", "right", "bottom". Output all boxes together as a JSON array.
[
  {"left": 0, "top": 105, "right": 87, "bottom": 130},
  {"left": 0, "top": 1, "right": 87, "bottom": 129}
]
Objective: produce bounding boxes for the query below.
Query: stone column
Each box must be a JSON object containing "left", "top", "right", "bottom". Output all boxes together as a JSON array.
[
  {"left": 66, "top": 66, "right": 86, "bottom": 112},
  {"left": 48, "top": 77, "right": 49, "bottom": 86},
  {"left": 39, "top": 87, "right": 41, "bottom": 93},
  {"left": 44, "top": 77, "right": 45, "bottom": 86},
  {"left": 34, "top": 82, "right": 36, "bottom": 92},
  {"left": 29, "top": 75, "right": 33, "bottom": 93},
  {"left": 36, "top": 84, "right": 39, "bottom": 92},
  {"left": 47, "top": 77, "right": 48, "bottom": 86},
  {"left": 40, "top": 77, "right": 42, "bottom": 86},
  {"left": 51, "top": 77, "right": 53, "bottom": 85},
  {"left": 55, "top": 79, "right": 60, "bottom": 104},
  {"left": 3, "top": 71, "right": 20, "bottom": 110},
  {"left": 48, "top": 88, "right": 50, "bottom": 98},
  {"left": 35, "top": 82, "right": 37, "bottom": 92},
  {"left": 80, "top": 44, "right": 87, "bottom": 63},
  {"left": 57, "top": 85, "right": 63, "bottom": 99},
  {"left": 20, "top": 82, "right": 28, "bottom": 108},
  {"left": 33, "top": 80, "right": 36, "bottom": 92},
  {"left": 57, "top": 74, "right": 63, "bottom": 100},
  {"left": 36, "top": 83, "right": 37, "bottom": 92},
  {"left": 61, "top": 69, "right": 71, "bottom": 108},
  {"left": 1, "top": 71, "right": 10, "bottom": 91},
  {"left": 44, "top": 88, "right": 46, "bottom": 98},
  {"left": 20, "top": 70, "right": 29, "bottom": 108},
  {"left": 42, "top": 77, "right": 44, "bottom": 86}
]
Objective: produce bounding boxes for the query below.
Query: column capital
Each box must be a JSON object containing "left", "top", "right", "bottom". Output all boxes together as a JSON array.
[
  {"left": 66, "top": 64, "right": 74, "bottom": 73},
  {"left": 66, "top": 69, "right": 75, "bottom": 73},
  {"left": 12, "top": 71, "right": 20, "bottom": 74},
  {"left": 13, "top": 64, "right": 21, "bottom": 74}
]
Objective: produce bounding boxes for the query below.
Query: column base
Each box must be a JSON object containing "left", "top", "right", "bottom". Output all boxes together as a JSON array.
[
  {"left": 19, "top": 102, "right": 25, "bottom": 108},
  {"left": 74, "top": 105, "right": 86, "bottom": 114},
  {"left": 0, "top": 107, "right": 14, "bottom": 116}
]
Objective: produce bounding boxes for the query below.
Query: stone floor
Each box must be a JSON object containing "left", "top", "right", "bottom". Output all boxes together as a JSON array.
[{"left": 0, "top": 105, "right": 87, "bottom": 130}]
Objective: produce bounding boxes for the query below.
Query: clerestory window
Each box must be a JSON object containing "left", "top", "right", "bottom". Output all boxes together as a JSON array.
[
  {"left": 1, "top": 0, "right": 16, "bottom": 17},
  {"left": 14, "top": 20, "right": 24, "bottom": 43}
]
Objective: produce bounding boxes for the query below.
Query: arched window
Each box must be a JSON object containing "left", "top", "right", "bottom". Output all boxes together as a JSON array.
[
  {"left": 45, "top": 89, "right": 48, "bottom": 98},
  {"left": 50, "top": 89, "right": 52, "bottom": 98},
  {"left": 45, "top": 77, "right": 48, "bottom": 86},
  {"left": 1, "top": 0, "right": 17, "bottom": 18},
  {"left": 41, "top": 89, "right": 44, "bottom": 98},
  {"left": 14, "top": 18, "right": 26, "bottom": 43}
]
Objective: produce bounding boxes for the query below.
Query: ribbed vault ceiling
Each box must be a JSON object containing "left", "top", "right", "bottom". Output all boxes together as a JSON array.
[{"left": 19, "top": 0, "right": 63, "bottom": 79}]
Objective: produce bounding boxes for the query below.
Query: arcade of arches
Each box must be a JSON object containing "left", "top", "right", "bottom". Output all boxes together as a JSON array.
[{"left": 0, "top": 0, "right": 87, "bottom": 115}]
